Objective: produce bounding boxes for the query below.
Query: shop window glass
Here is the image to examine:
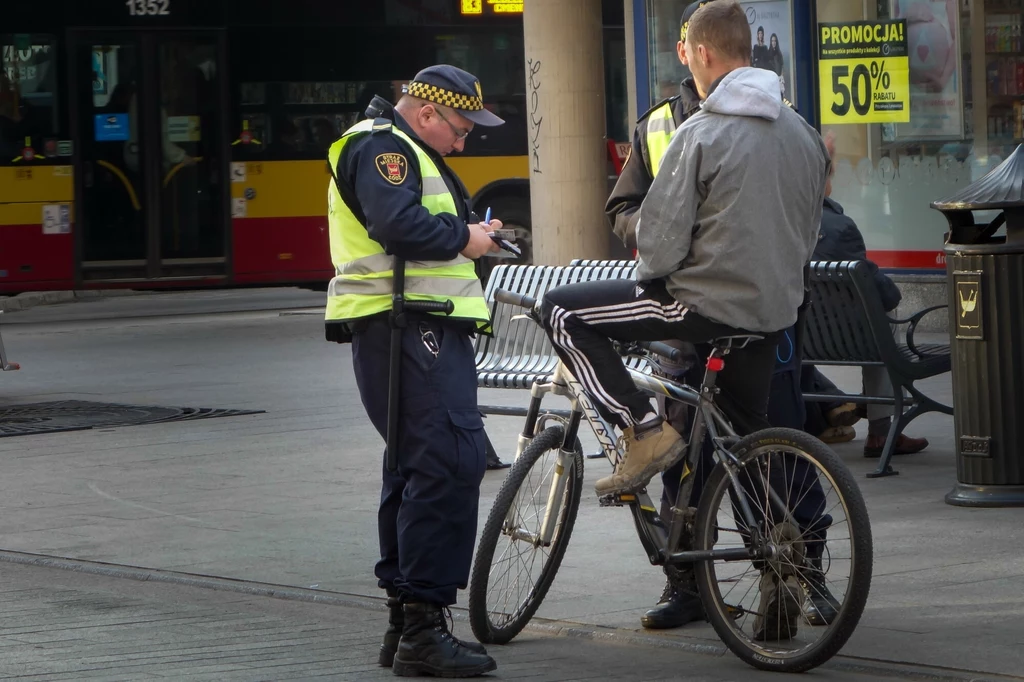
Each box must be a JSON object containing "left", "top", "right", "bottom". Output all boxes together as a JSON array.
[
  {"left": 1, "top": 34, "right": 58, "bottom": 164},
  {"left": 817, "top": 0, "right": 1016, "bottom": 269},
  {"left": 646, "top": 0, "right": 796, "bottom": 107}
]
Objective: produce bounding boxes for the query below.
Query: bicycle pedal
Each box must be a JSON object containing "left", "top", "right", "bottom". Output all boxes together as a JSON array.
[{"left": 598, "top": 491, "right": 642, "bottom": 507}]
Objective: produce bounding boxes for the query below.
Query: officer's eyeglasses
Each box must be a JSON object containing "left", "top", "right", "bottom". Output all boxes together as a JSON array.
[{"left": 434, "top": 107, "right": 470, "bottom": 141}]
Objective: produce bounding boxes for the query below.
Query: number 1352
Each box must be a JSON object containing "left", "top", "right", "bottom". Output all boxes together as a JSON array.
[{"left": 127, "top": 0, "right": 170, "bottom": 16}]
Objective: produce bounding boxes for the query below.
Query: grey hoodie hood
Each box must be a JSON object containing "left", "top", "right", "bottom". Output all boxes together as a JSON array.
[{"left": 701, "top": 66, "right": 782, "bottom": 121}]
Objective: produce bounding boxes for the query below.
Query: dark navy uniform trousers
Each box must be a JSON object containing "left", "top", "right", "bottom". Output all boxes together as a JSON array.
[{"left": 352, "top": 315, "right": 486, "bottom": 606}]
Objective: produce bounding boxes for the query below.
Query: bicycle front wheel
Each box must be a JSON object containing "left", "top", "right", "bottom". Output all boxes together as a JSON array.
[
  {"left": 468, "top": 425, "right": 583, "bottom": 644},
  {"left": 693, "top": 427, "right": 872, "bottom": 673}
]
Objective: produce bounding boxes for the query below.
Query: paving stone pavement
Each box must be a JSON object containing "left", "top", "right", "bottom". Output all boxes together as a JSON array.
[
  {"left": 0, "top": 561, "right": 946, "bottom": 681},
  {"left": 0, "top": 292, "right": 1021, "bottom": 681}
]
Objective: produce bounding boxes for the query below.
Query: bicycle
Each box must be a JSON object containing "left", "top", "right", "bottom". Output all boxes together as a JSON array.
[{"left": 468, "top": 289, "right": 873, "bottom": 673}]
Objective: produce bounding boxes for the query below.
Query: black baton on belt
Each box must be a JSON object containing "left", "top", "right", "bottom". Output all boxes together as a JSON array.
[{"left": 386, "top": 257, "right": 455, "bottom": 472}]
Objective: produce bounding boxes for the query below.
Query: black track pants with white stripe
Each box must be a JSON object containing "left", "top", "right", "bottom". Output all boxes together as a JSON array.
[{"left": 541, "top": 278, "right": 780, "bottom": 434}]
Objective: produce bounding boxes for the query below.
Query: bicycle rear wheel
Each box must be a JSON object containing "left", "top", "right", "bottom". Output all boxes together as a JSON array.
[
  {"left": 468, "top": 425, "right": 583, "bottom": 644},
  {"left": 693, "top": 427, "right": 872, "bottom": 673}
]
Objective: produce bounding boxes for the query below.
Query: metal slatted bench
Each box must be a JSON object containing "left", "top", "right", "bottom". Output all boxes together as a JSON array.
[
  {"left": 537, "top": 259, "right": 954, "bottom": 480},
  {"left": 475, "top": 260, "right": 645, "bottom": 417},
  {"left": 804, "top": 260, "right": 952, "bottom": 478}
]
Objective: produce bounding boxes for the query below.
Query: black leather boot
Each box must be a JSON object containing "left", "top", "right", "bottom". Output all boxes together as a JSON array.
[
  {"left": 392, "top": 603, "right": 497, "bottom": 678},
  {"left": 380, "top": 597, "right": 488, "bottom": 667},
  {"left": 640, "top": 568, "right": 705, "bottom": 629},
  {"left": 799, "top": 553, "right": 841, "bottom": 626},
  {"left": 378, "top": 596, "right": 404, "bottom": 667}
]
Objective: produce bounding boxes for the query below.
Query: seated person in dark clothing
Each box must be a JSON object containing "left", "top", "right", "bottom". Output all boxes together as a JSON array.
[{"left": 804, "top": 136, "right": 928, "bottom": 458}]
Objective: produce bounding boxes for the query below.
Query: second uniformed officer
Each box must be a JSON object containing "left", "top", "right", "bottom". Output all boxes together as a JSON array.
[{"left": 325, "top": 65, "right": 503, "bottom": 678}]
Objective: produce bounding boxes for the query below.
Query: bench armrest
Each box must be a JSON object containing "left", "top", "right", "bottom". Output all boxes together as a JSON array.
[{"left": 888, "top": 304, "right": 947, "bottom": 356}]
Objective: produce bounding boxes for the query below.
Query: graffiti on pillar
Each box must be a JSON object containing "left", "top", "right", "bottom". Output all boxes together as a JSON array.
[{"left": 527, "top": 58, "right": 542, "bottom": 174}]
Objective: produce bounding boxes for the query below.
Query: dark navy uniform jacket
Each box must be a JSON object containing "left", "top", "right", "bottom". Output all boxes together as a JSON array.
[
  {"left": 335, "top": 96, "right": 474, "bottom": 263},
  {"left": 604, "top": 79, "right": 702, "bottom": 250}
]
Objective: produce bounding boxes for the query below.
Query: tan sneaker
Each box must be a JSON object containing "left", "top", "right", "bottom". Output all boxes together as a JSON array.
[
  {"left": 595, "top": 420, "right": 686, "bottom": 496},
  {"left": 817, "top": 425, "right": 855, "bottom": 444},
  {"left": 753, "top": 572, "right": 804, "bottom": 641},
  {"left": 826, "top": 402, "right": 860, "bottom": 427}
]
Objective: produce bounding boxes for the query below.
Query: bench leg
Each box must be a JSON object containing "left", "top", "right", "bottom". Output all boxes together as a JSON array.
[
  {"left": 866, "top": 417, "right": 901, "bottom": 478},
  {"left": 866, "top": 384, "right": 908, "bottom": 478},
  {"left": 484, "top": 430, "right": 511, "bottom": 470},
  {"left": 866, "top": 378, "right": 947, "bottom": 478}
]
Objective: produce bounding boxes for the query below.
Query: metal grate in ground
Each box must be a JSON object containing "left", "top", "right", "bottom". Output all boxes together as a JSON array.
[{"left": 0, "top": 400, "right": 263, "bottom": 437}]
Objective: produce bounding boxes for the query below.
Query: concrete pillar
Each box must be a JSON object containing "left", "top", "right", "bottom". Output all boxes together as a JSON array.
[
  {"left": 623, "top": 0, "right": 638, "bottom": 130},
  {"left": 523, "top": 0, "right": 608, "bottom": 265}
]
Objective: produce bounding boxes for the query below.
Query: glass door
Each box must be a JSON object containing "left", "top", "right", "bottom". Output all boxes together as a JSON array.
[
  {"left": 156, "top": 36, "right": 225, "bottom": 269},
  {"left": 73, "top": 31, "right": 226, "bottom": 281},
  {"left": 74, "top": 37, "right": 146, "bottom": 271}
]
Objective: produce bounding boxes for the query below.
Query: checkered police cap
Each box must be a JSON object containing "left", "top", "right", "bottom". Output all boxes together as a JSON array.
[{"left": 402, "top": 64, "right": 504, "bottom": 127}]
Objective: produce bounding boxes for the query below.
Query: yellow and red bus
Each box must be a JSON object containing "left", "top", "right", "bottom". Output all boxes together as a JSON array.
[{"left": 1, "top": 1, "right": 626, "bottom": 294}]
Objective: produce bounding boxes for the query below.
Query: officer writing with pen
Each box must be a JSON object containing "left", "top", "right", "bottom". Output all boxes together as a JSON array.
[{"left": 324, "top": 65, "right": 503, "bottom": 678}]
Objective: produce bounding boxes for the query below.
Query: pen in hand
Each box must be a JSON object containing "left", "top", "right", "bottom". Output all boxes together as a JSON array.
[{"left": 484, "top": 207, "right": 492, "bottom": 225}]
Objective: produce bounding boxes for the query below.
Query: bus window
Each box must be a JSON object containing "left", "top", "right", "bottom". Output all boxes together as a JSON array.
[
  {"left": 1, "top": 35, "right": 59, "bottom": 163},
  {"left": 433, "top": 31, "right": 526, "bottom": 157}
]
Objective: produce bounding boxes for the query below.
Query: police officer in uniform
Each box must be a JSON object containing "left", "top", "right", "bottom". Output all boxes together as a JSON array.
[{"left": 325, "top": 65, "right": 502, "bottom": 678}]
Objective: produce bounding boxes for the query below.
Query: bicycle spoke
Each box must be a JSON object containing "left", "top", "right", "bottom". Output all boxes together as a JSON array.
[{"left": 698, "top": 435, "right": 865, "bottom": 667}]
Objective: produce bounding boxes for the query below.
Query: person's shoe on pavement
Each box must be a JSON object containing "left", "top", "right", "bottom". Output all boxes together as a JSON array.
[
  {"left": 392, "top": 603, "right": 496, "bottom": 677},
  {"left": 864, "top": 428, "right": 929, "bottom": 458},
  {"left": 641, "top": 568, "right": 705, "bottom": 629},
  {"left": 826, "top": 402, "right": 860, "bottom": 427},
  {"left": 753, "top": 572, "right": 803, "bottom": 641},
  {"left": 817, "top": 425, "right": 856, "bottom": 444},
  {"left": 595, "top": 416, "right": 685, "bottom": 496},
  {"left": 380, "top": 596, "right": 487, "bottom": 668},
  {"left": 798, "top": 563, "right": 841, "bottom": 626}
]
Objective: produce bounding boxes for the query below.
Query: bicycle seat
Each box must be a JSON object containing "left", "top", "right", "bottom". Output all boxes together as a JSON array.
[{"left": 711, "top": 334, "right": 764, "bottom": 350}]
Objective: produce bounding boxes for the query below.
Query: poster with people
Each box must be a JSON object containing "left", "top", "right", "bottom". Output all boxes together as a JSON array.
[
  {"left": 740, "top": 0, "right": 796, "bottom": 104},
  {"left": 888, "top": 0, "right": 964, "bottom": 139}
]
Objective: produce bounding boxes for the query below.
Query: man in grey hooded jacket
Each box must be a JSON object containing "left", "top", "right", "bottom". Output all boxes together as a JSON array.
[{"left": 539, "top": 0, "right": 830, "bottom": 500}]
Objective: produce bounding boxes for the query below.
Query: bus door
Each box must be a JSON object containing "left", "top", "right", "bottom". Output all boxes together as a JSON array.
[{"left": 70, "top": 30, "right": 227, "bottom": 282}]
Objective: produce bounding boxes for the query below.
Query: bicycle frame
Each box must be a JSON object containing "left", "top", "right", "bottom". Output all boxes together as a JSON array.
[{"left": 507, "top": 350, "right": 791, "bottom": 568}]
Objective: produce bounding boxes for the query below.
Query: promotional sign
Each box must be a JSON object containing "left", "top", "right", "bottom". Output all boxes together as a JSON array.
[
  {"left": 818, "top": 19, "right": 910, "bottom": 125},
  {"left": 741, "top": 1, "right": 797, "bottom": 104}
]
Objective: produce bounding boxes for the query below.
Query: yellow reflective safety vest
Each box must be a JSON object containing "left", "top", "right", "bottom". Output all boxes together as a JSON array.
[
  {"left": 325, "top": 118, "right": 490, "bottom": 332},
  {"left": 645, "top": 101, "right": 676, "bottom": 178}
]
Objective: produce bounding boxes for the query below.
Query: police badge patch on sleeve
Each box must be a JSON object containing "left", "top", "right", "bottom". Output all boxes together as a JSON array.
[{"left": 375, "top": 153, "right": 408, "bottom": 185}]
